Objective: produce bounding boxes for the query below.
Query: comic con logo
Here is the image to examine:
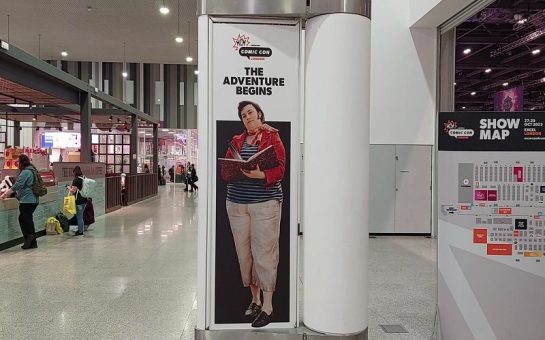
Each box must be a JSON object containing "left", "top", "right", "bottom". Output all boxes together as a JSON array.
[
  {"left": 444, "top": 120, "right": 474, "bottom": 139},
  {"left": 232, "top": 34, "right": 272, "bottom": 60}
]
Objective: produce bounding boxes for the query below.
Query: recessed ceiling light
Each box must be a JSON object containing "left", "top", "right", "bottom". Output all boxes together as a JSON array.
[
  {"left": 61, "top": 50, "right": 68, "bottom": 57},
  {"left": 194, "top": 70, "right": 199, "bottom": 75},
  {"left": 186, "top": 56, "right": 193, "bottom": 63},
  {"left": 470, "top": 91, "right": 476, "bottom": 96},
  {"left": 462, "top": 106, "right": 466, "bottom": 110},
  {"left": 175, "top": 36, "right": 183, "bottom": 43},
  {"left": 532, "top": 49, "right": 541, "bottom": 55},
  {"left": 463, "top": 48, "right": 471, "bottom": 55},
  {"left": 453, "top": 82, "right": 457, "bottom": 86},
  {"left": 122, "top": 71, "right": 128, "bottom": 78},
  {"left": 485, "top": 68, "right": 492, "bottom": 73},
  {"left": 159, "top": 5, "right": 169, "bottom": 15},
  {"left": 502, "top": 82, "right": 509, "bottom": 87}
]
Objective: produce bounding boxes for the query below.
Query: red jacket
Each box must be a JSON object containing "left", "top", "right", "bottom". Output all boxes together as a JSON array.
[{"left": 221, "top": 129, "right": 286, "bottom": 187}]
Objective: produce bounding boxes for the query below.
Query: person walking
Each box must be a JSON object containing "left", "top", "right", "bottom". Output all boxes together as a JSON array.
[
  {"left": 69, "top": 166, "right": 87, "bottom": 236},
  {"left": 168, "top": 166, "right": 174, "bottom": 182},
  {"left": 0, "top": 155, "right": 39, "bottom": 249},
  {"left": 189, "top": 164, "right": 198, "bottom": 191}
]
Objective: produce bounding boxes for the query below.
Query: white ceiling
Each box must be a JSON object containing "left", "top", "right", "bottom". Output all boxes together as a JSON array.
[{"left": 0, "top": 0, "right": 199, "bottom": 64}]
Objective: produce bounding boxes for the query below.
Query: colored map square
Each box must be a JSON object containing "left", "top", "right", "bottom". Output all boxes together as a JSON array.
[
  {"left": 473, "top": 228, "right": 488, "bottom": 244},
  {"left": 475, "top": 190, "right": 487, "bottom": 201},
  {"left": 487, "top": 244, "right": 512, "bottom": 256},
  {"left": 514, "top": 166, "right": 524, "bottom": 182},
  {"left": 487, "top": 190, "right": 497, "bottom": 201}
]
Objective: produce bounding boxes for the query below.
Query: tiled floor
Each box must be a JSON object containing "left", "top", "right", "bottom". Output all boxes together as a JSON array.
[{"left": 0, "top": 185, "right": 436, "bottom": 339}]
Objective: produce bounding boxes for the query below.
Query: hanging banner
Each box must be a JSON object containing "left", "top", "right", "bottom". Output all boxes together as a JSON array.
[
  {"left": 438, "top": 111, "right": 545, "bottom": 339},
  {"left": 494, "top": 86, "right": 523, "bottom": 112},
  {"left": 209, "top": 18, "right": 300, "bottom": 329}
]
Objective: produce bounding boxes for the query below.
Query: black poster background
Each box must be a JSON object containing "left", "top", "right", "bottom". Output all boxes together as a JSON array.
[
  {"left": 439, "top": 111, "right": 545, "bottom": 151},
  {"left": 215, "top": 120, "right": 291, "bottom": 324}
]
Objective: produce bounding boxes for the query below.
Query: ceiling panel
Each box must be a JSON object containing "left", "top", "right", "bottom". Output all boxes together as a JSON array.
[
  {"left": 0, "top": 0, "right": 199, "bottom": 64},
  {"left": 0, "top": 75, "right": 70, "bottom": 104}
]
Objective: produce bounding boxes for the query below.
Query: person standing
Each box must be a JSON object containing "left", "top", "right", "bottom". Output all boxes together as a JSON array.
[
  {"left": 220, "top": 100, "right": 285, "bottom": 327},
  {"left": 0, "top": 155, "right": 39, "bottom": 249},
  {"left": 69, "top": 166, "right": 87, "bottom": 236}
]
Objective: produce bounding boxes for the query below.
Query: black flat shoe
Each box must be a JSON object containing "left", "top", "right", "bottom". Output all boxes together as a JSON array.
[
  {"left": 21, "top": 236, "right": 36, "bottom": 249},
  {"left": 251, "top": 310, "right": 273, "bottom": 328},
  {"left": 244, "top": 303, "right": 262, "bottom": 319},
  {"left": 74, "top": 231, "right": 84, "bottom": 236}
]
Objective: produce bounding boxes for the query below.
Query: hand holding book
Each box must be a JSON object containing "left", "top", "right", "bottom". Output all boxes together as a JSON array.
[
  {"left": 219, "top": 145, "right": 279, "bottom": 182},
  {"left": 241, "top": 164, "right": 266, "bottom": 179}
]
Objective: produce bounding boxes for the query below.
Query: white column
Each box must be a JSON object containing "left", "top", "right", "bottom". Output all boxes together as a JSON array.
[
  {"left": 196, "top": 14, "right": 210, "bottom": 330},
  {"left": 303, "top": 13, "right": 370, "bottom": 335}
]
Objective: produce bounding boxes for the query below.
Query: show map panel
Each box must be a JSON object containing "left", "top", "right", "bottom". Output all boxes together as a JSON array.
[
  {"left": 438, "top": 111, "right": 545, "bottom": 340},
  {"left": 442, "top": 160, "right": 545, "bottom": 260}
]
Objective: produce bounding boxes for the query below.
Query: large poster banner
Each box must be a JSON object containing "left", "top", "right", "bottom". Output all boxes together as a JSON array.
[
  {"left": 438, "top": 111, "right": 545, "bottom": 339},
  {"left": 210, "top": 18, "right": 300, "bottom": 329}
]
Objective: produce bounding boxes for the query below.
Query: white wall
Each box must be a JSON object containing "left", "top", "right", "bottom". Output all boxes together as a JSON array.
[
  {"left": 410, "top": 0, "right": 476, "bottom": 28},
  {"left": 370, "top": 0, "right": 437, "bottom": 145}
]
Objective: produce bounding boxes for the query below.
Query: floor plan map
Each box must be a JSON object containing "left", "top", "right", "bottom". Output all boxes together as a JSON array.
[{"left": 441, "top": 161, "right": 545, "bottom": 261}]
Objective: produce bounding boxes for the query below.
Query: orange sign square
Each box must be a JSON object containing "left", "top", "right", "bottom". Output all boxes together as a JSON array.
[
  {"left": 499, "top": 208, "right": 512, "bottom": 215},
  {"left": 524, "top": 252, "right": 542, "bottom": 258},
  {"left": 487, "top": 244, "right": 512, "bottom": 256},
  {"left": 473, "top": 229, "right": 488, "bottom": 244}
]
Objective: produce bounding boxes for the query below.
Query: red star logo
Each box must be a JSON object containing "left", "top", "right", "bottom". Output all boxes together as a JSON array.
[
  {"left": 232, "top": 34, "right": 250, "bottom": 51},
  {"left": 444, "top": 120, "right": 458, "bottom": 132}
]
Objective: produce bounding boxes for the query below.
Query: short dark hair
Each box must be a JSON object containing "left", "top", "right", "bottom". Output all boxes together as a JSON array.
[
  {"left": 73, "top": 165, "right": 83, "bottom": 177},
  {"left": 18, "top": 154, "right": 31, "bottom": 170},
  {"left": 238, "top": 101, "right": 265, "bottom": 122}
]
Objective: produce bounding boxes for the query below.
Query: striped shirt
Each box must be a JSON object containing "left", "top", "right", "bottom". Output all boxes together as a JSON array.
[{"left": 226, "top": 141, "right": 283, "bottom": 204}]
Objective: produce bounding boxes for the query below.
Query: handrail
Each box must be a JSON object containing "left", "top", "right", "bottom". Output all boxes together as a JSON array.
[{"left": 125, "top": 173, "right": 158, "bottom": 205}]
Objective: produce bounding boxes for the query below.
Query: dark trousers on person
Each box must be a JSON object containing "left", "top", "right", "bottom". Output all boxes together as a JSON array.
[{"left": 19, "top": 203, "right": 38, "bottom": 245}]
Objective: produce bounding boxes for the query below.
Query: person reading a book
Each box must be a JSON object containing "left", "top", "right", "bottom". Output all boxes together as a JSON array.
[{"left": 220, "top": 100, "right": 286, "bottom": 328}]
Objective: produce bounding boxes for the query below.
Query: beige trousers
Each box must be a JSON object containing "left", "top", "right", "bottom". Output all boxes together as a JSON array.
[{"left": 226, "top": 199, "right": 282, "bottom": 292}]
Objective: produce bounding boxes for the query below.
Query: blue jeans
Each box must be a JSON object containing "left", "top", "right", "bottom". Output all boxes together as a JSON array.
[{"left": 76, "top": 203, "right": 87, "bottom": 233}]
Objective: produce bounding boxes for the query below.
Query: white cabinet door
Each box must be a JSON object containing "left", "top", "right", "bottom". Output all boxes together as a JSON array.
[
  {"left": 394, "top": 145, "right": 432, "bottom": 233},
  {"left": 369, "top": 145, "right": 396, "bottom": 233}
]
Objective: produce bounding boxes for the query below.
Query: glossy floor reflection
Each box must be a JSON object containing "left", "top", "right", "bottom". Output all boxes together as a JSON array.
[
  {"left": 0, "top": 184, "right": 198, "bottom": 340},
  {"left": 0, "top": 184, "right": 436, "bottom": 340}
]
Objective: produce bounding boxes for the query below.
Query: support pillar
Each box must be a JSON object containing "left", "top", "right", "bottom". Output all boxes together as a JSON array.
[
  {"left": 152, "top": 123, "right": 158, "bottom": 173},
  {"left": 13, "top": 121, "right": 20, "bottom": 146},
  {"left": 303, "top": 7, "right": 371, "bottom": 335},
  {"left": 196, "top": 1, "right": 370, "bottom": 339},
  {"left": 79, "top": 91, "right": 92, "bottom": 162},
  {"left": 184, "top": 64, "right": 196, "bottom": 129},
  {"left": 130, "top": 114, "right": 138, "bottom": 174}
]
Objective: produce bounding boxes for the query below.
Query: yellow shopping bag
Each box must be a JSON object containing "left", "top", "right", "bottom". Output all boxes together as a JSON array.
[
  {"left": 63, "top": 194, "right": 76, "bottom": 215},
  {"left": 46, "top": 217, "right": 62, "bottom": 235}
]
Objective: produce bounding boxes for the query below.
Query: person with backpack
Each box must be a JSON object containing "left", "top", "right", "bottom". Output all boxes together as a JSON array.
[
  {"left": 68, "top": 166, "right": 87, "bottom": 236},
  {"left": 0, "top": 155, "right": 42, "bottom": 249}
]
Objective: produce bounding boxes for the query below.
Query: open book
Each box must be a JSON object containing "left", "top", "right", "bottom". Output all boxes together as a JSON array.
[{"left": 219, "top": 144, "right": 278, "bottom": 182}]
